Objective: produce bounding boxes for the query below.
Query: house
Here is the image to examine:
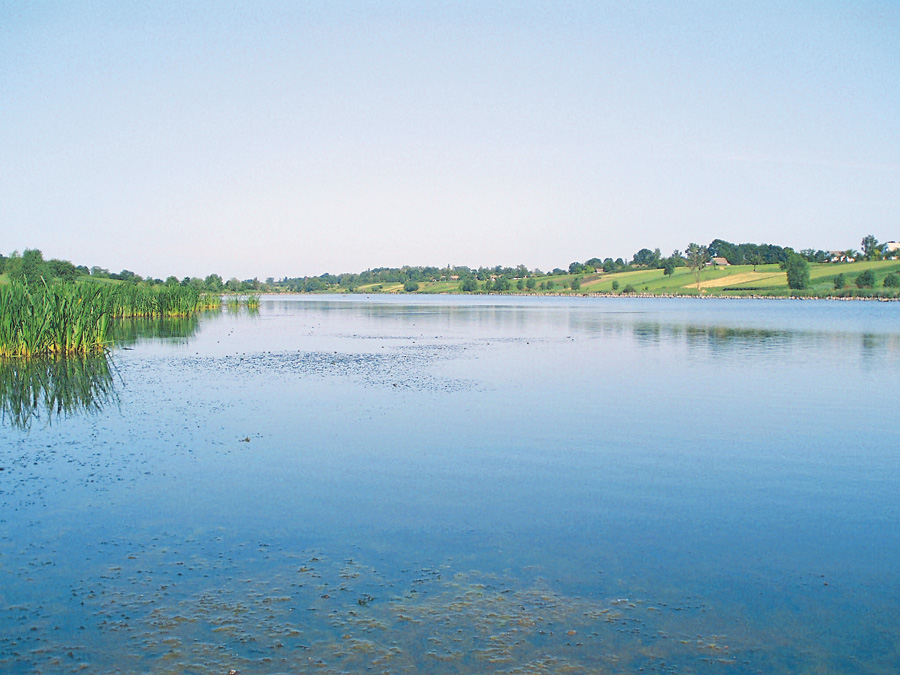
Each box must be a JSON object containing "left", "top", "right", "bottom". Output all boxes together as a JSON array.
[
  {"left": 885, "top": 242, "right": 900, "bottom": 252},
  {"left": 828, "top": 251, "right": 855, "bottom": 263},
  {"left": 707, "top": 257, "right": 730, "bottom": 267}
]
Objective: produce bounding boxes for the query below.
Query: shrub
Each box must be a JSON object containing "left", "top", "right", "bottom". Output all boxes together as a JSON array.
[
  {"left": 833, "top": 273, "right": 845, "bottom": 290},
  {"left": 883, "top": 272, "right": 900, "bottom": 288},
  {"left": 623, "top": 284, "right": 636, "bottom": 294},
  {"left": 856, "top": 269, "right": 876, "bottom": 288},
  {"left": 403, "top": 280, "right": 419, "bottom": 292},
  {"left": 611, "top": 280, "right": 619, "bottom": 291}
]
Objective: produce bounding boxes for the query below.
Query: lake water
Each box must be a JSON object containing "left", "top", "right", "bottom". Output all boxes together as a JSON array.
[{"left": 2, "top": 295, "right": 899, "bottom": 674}]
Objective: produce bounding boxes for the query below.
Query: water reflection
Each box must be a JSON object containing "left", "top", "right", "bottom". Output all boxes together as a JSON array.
[
  {"left": 0, "top": 317, "right": 208, "bottom": 430},
  {"left": 108, "top": 314, "right": 202, "bottom": 345},
  {"left": 0, "top": 354, "right": 118, "bottom": 430}
]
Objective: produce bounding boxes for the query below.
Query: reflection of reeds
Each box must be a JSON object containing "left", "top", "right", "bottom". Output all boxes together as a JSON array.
[
  {"left": 108, "top": 316, "right": 202, "bottom": 345},
  {"left": 0, "top": 354, "right": 118, "bottom": 430}
]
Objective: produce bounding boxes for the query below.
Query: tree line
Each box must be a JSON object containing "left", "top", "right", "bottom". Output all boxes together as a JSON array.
[{"left": 1, "top": 234, "right": 894, "bottom": 294}]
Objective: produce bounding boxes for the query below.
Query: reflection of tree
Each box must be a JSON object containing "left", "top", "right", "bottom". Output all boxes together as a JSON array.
[{"left": 0, "top": 354, "right": 118, "bottom": 430}]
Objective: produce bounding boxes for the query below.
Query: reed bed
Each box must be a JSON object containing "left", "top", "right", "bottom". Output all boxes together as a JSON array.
[
  {"left": 0, "top": 281, "right": 222, "bottom": 358},
  {"left": 0, "top": 282, "right": 111, "bottom": 357},
  {"left": 224, "top": 294, "right": 260, "bottom": 311}
]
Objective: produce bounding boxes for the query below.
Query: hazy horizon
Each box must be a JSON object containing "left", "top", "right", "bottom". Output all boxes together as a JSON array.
[{"left": 2, "top": 1, "right": 898, "bottom": 280}]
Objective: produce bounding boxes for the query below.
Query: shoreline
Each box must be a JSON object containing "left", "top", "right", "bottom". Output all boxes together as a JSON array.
[{"left": 255, "top": 290, "right": 900, "bottom": 302}]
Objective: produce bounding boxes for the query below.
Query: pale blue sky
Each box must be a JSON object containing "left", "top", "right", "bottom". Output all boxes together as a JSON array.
[{"left": 1, "top": 1, "right": 898, "bottom": 279}]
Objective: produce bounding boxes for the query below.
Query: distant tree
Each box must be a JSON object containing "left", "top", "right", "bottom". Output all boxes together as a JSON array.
[
  {"left": 623, "top": 284, "right": 637, "bottom": 294},
  {"left": 516, "top": 279, "right": 525, "bottom": 291},
  {"left": 459, "top": 278, "right": 478, "bottom": 292},
  {"left": 165, "top": 275, "right": 180, "bottom": 286},
  {"left": 9, "top": 249, "right": 50, "bottom": 284},
  {"left": 226, "top": 277, "right": 241, "bottom": 292},
  {"left": 883, "top": 272, "right": 900, "bottom": 288},
  {"left": 856, "top": 269, "right": 876, "bottom": 288},
  {"left": 686, "top": 243, "right": 709, "bottom": 290},
  {"left": 205, "top": 274, "right": 224, "bottom": 291},
  {"left": 833, "top": 273, "right": 845, "bottom": 290},
  {"left": 611, "top": 280, "right": 619, "bottom": 291},
  {"left": 403, "top": 280, "right": 419, "bottom": 292},
  {"left": 663, "top": 257, "right": 677, "bottom": 276},
  {"left": 4, "top": 252, "right": 23, "bottom": 280},
  {"left": 46, "top": 258, "right": 79, "bottom": 281},
  {"left": 0, "top": 253, "right": 6, "bottom": 274},
  {"left": 525, "top": 277, "right": 537, "bottom": 290},
  {"left": 861, "top": 235, "right": 881, "bottom": 260},
  {"left": 631, "top": 248, "right": 656, "bottom": 267},
  {"left": 571, "top": 277, "right": 582, "bottom": 290},
  {"left": 785, "top": 253, "right": 810, "bottom": 290}
]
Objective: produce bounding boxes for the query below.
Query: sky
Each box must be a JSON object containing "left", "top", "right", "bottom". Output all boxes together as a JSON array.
[{"left": 1, "top": 1, "right": 898, "bottom": 280}]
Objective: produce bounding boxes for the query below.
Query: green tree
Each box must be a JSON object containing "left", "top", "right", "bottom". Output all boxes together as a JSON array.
[
  {"left": 785, "top": 253, "right": 810, "bottom": 290},
  {"left": 46, "top": 259, "right": 79, "bottom": 280},
  {"left": 833, "top": 273, "right": 845, "bottom": 290},
  {"left": 856, "top": 269, "right": 876, "bottom": 288},
  {"left": 571, "top": 277, "right": 581, "bottom": 290},
  {"left": 204, "top": 274, "right": 224, "bottom": 291},
  {"left": 403, "top": 280, "right": 419, "bottom": 292},
  {"left": 883, "top": 272, "right": 900, "bottom": 288},
  {"left": 861, "top": 234, "right": 881, "bottom": 260},
  {"left": 525, "top": 277, "right": 536, "bottom": 290},
  {"left": 686, "top": 243, "right": 709, "bottom": 290},
  {"left": 9, "top": 249, "right": 50, "bottom": 284},
  {"left": 459, "top": 278, "right": 478, "bottom": 292},
  {"left": 611, "top": 280, "right": 619, "bottom": 291},
  {"left": 663, "top": 257, "right": 676, "bottom": 276}
]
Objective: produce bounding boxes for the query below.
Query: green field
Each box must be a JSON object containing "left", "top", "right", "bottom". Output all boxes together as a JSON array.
[{"left": 343, "top": 260, "right": 900, "bottom": 298}]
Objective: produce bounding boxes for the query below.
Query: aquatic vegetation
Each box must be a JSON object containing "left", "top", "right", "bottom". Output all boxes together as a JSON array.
[
  {"left": 225, "top": 294, "right": 260, "bottom": 311},
  {"left": 0, "top": 281, "right": 221, "bottom": 357},
  {"left": 2, "top": 538, "right": 754, "bottom": 675},
  {"left": 0, "top": 281, "right": 111, "bottom": 356},
  {"left": 103, "top": 283, "right": 211, "bottom": 318},
  {"left": 0, "top": 353, "right": 117, "bottom": 429}
]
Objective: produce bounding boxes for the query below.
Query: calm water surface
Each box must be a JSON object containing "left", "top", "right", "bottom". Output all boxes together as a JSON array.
[{"left": 2, "top": 295, "right": 899, "bottom": 674}]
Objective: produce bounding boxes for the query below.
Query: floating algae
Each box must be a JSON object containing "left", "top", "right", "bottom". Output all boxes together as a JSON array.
[{"left": 0, "top": 534, "right": 760, "bottom": 675}]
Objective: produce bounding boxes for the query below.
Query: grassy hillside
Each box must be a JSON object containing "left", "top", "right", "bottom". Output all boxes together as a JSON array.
[{"left": 345, "top": 260, "right": 900, "bottom": 298}]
